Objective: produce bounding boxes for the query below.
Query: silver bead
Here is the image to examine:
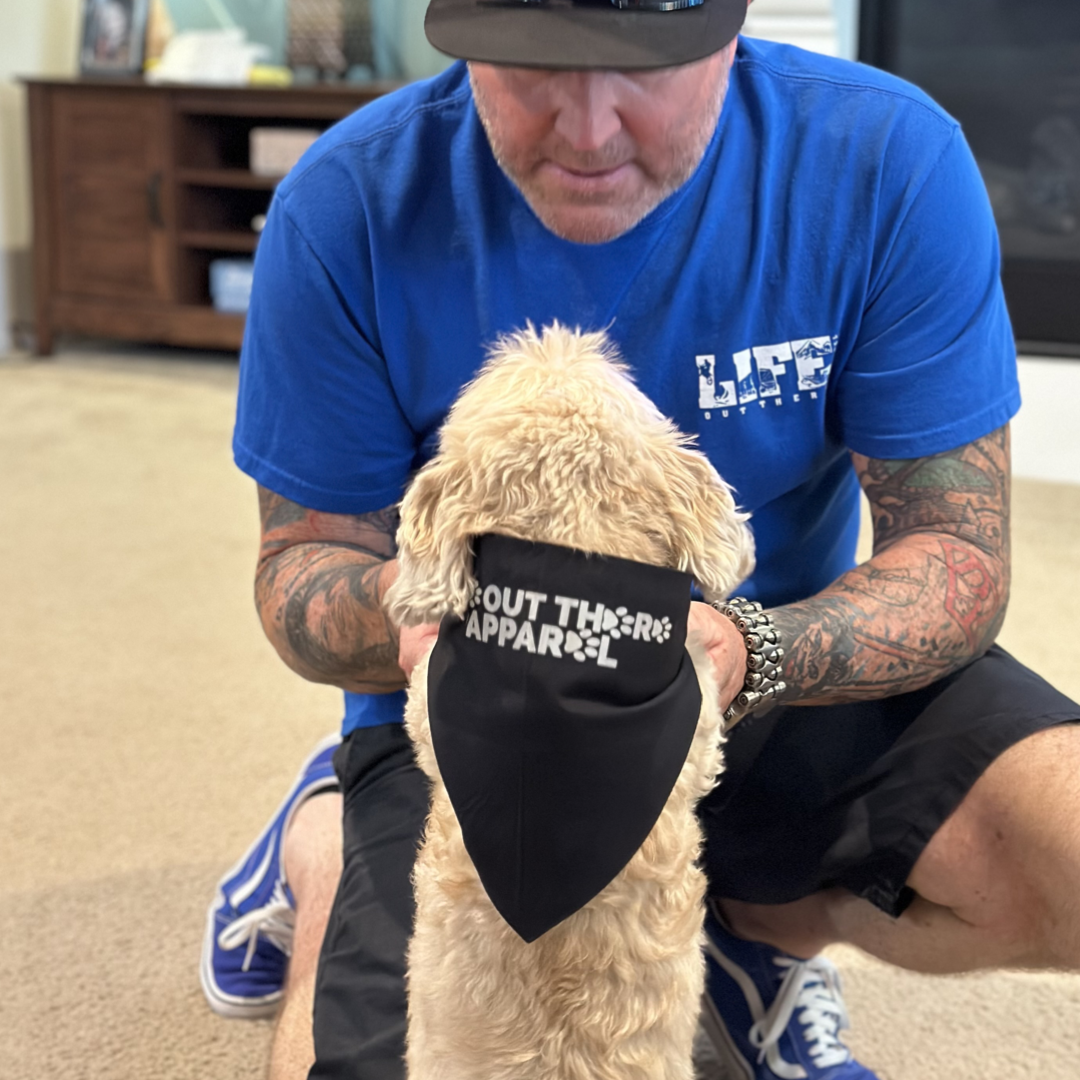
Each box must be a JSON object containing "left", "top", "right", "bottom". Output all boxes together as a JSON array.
[{"left": 712, "top": 597, "right": 786, "bottom": 727}]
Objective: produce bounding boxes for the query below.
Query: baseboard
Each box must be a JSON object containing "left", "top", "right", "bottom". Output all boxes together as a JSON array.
[
  {"left": 1016, "top": 340, "right": 1080, "bottom": 360},
  {"left": 1, "top": 246, "right": 34, "bottom": 353}
]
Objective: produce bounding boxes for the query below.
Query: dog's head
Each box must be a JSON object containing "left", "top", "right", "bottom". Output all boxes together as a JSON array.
[{"left": 386, "top": 323, "right": 754, "bottom": 627}]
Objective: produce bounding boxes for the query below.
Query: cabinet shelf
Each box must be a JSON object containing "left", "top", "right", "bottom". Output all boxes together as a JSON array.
[
  {"left": 180, "top": 230, "right": 260, "bottom": 253},
  {"left": 177, "top": 168, "right": 280, "bottom": 190}
]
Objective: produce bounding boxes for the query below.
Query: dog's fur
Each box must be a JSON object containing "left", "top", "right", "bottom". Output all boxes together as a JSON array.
[{"left": 386, "top": 324, "right": 755, "bottom": 1080}]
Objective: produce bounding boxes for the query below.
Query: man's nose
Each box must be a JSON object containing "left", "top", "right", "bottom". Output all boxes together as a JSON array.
[{"left": 550, "top": 72, "right": 624, "bottom": 152}]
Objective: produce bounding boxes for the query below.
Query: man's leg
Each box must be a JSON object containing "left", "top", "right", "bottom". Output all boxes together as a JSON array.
[
  {"left": 721, "top": 723, "right": 1080, "bottom": 974},
  {"left": 308, "top": 724, "right": 427, "bottom": 1080},
  {"left": 203, "top": 725, "right": 421, "bottom": 1080},
  {"left": 201, "top": 735, "right": 341, "bottom": 1022},
  {"left": 269, "top": 791, "right": 343, "bottom": 1080},
  {"left": 697, "top": 647, "right": 1080, "bottom": 1079},
  {"left": 901, "top": 722, "right": 1080, "bottom": 969}
]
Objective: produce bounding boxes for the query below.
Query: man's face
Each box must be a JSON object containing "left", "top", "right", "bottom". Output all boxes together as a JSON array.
[{"left": 469, "top": 41, "right": 739, "bottom": 245}]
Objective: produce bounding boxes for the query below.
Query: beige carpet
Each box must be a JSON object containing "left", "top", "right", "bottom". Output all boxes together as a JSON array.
[{"left": 2, "top": 344, "right": 1079, "bottom": 1079}]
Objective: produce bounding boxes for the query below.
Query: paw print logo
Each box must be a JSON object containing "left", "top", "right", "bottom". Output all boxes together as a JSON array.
[
  {"left": 652, "top": 616, "right": 672, "bottom": 643},
  {"left": 564, "top": 629, "right": 602, "bottom": 662},
  {"left": 603, "top": 606, "right": 635, "bottom": 640},
  {"left": 468, "top": 585, "right": 482, "bottom": 609}
]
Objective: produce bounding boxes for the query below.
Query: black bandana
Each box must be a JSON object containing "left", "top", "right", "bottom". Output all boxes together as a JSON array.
[{"left": 427, "top": 533, "right": 702, "bottom": 943}]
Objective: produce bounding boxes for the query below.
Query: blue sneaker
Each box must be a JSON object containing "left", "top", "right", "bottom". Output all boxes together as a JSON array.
[
  {"left": 700, "top": 901, "right": 878, "bottom": 1080},
  {"left": 199, "top": 733, "right": 342, "bottom": 1019}
]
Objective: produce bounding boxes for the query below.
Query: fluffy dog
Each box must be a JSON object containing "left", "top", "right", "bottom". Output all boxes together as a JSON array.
[{"left": 386, "top": 323, "right": 755, "bottom": 1080}]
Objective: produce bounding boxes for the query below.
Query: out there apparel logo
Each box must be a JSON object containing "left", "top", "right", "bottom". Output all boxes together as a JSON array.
[
  {"left": 697, "top": 335, "right": 838, "bottom": 420},
  {"left": 463, "top": 583, "right": 674, "bottom": 670}
]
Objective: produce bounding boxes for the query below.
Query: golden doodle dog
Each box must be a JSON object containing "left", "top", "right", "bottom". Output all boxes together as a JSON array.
[{"left": 386, "top": 323, "right": 755, "bottom": 1080}]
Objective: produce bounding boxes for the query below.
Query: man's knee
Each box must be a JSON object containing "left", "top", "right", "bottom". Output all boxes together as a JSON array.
[
  {"left": 281, "top": 791, "right": 345, "bottom": 1000},
  {"left": 909, "top": 724, "right": 1080, "bottom": 965},
  {"left": 285, "top": 791, "right": 344, "bottom": 906}
]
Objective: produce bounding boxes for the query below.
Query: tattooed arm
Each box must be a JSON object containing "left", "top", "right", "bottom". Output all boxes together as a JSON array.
[
  {"left": 254, "top": 485, "right": 406, "bottom": 693},
  {"left": 768, "top": 426, "right": 1011, "bottom": 706}
]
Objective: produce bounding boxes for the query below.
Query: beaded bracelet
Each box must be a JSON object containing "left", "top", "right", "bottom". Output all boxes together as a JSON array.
[{"left": 711, "top": 598, "right": 787, "bottom": 726}]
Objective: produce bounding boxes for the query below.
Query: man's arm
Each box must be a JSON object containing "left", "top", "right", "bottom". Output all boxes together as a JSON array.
[
  {"left": 769, "top": 426, "right": 1011, "bottom": 705},
  {"left": 254, "top": 486, "right": 406, "bottom": 694}
]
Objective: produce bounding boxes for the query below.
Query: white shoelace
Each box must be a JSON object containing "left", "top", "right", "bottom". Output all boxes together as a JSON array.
[
  {"left": 748, "top": 955, "right": 852, "bottom": 1069},
  {"left": 216, "top": 882, "right": 296, "bottom": 973}
]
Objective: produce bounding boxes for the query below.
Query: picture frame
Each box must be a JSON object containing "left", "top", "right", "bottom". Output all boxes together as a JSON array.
[{"left": 79, "top": 0, "right": 150, "bottom": 76}]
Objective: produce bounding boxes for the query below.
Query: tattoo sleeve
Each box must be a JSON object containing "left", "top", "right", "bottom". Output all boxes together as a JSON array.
[
  {"left": 254, "top": 485, "right": 405, "bottom": 694},
  {"left": 769, "top": 426, "right": 1011, "bottom": 706}
]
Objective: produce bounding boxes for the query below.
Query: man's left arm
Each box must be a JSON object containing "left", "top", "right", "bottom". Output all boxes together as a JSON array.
[
  {"left": 769, "top": 425, "right": 1010, "bottom": 706},
  {"left": 688, "top": 123, "right": 1017, "bottom": 712},
  {"left": 691, "top": 426, "right": 1011, "bottom": 712}
]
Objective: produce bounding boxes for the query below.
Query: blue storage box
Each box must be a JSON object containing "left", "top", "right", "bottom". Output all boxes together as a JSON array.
[{"left": 210, "top": 259, "right": 256, "bottom": 314}]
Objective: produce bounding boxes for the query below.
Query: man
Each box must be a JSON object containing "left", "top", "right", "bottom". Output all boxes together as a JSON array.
[{"left": 203, "top": 1, "right": 1080, "bottom": 1078}]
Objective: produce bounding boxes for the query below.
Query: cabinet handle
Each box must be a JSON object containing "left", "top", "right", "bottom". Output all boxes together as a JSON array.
[{"left": 147, "top": 173, "right": 164, "bottom": 228}]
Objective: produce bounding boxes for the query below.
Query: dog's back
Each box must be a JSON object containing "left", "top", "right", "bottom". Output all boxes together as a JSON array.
[{"left": 388, "top": 324, "right": 754, "bottom": 1080}]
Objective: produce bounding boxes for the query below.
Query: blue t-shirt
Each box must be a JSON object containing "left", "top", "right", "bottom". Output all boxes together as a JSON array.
[{"left": 234, "top": 39, "right": 1019, "bottom": 735}]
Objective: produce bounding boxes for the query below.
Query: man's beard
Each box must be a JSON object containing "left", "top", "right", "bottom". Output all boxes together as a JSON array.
[{"left": 470, "top": 68, "right": 730, "bottom": 245}]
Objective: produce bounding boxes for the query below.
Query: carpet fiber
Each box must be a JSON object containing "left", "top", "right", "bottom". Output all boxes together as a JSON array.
[{"left": 2, "top": 345, "right": 1079, "bottom": 1079}]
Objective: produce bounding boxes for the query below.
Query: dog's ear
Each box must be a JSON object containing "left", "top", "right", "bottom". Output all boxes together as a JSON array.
[
  {"left": 384, "top": 459, "right": 479, "bottom": 627},
  {"left": 653, "top": 442, "right": 756, "bottom": 603}
]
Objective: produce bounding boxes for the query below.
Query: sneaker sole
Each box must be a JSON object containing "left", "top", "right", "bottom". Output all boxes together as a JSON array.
[
  {"left": 199, "top": 733, "right": 342, "bottom": 1020},
  {"left": 199, "top": 920, "right": 285, "bottom": 1020},
  {"left": 698, "top": 990, "right": 756, "bottom": 1080}
]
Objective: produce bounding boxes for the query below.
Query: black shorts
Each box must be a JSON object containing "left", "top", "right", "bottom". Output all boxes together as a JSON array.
[
  {"left": 309, "top": 646, "right": 1080, "bottom": 1079},
  {"left": 697, "top": 645, "right": 1080, "bottom": 917}
]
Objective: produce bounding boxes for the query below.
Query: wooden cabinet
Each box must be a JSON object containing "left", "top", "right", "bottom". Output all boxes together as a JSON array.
[{"left": 26, "top": 78, "right": 393, "bottom": 355}]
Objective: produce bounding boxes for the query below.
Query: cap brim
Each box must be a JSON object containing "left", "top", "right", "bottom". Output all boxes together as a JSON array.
[{"left": 425, "top": 0, "right": 748, "bottom": 71}]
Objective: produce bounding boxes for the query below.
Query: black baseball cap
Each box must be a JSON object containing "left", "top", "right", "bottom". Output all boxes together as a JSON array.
[{"left": 425, "top": 0, "right": 749, "bottom": 71}]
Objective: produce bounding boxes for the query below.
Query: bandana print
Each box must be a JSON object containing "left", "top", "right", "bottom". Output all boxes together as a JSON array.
[{"left": 427, "top": 533, "right": 703, "bottom": 942}]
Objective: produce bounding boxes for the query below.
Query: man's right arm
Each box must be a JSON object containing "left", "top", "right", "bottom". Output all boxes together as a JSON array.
[{"left": 254, "top": 485, "right": 406, "bottom": 694}]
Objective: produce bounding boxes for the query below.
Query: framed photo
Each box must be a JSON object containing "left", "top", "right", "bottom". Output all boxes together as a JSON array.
[{"left": 79, "top": 0, "right": 150, "bottom": 76}]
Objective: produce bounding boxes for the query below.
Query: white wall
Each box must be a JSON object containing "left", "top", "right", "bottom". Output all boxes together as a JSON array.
[
  {"left": 0, "top": 0, "right": 82, "bottom": 349},
  {"left": 742, "top": 0, "right": 859, "bottom": 60},
  {"left": 833, "top": 0, "right": 859, "bottom": 61},
  {"left": 0, "top": 139, "right": 10, "bottom": 353},
  {"left": 372, "top": 0, "right": 452, "bottom": 81},
  {"left": 1013, "top": 358, "right": 1080, "bottom": 486},
  {"left": 1, "top": 0, "right": 83, "bottom": 246}
]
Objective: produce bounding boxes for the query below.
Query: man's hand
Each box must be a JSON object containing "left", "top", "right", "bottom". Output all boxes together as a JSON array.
[
  {"left": 398, "top": 622, "right": 441, "bottom": 682},
  {"left": 687, "top": 601, "right": 749, "bottom": 722}
]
